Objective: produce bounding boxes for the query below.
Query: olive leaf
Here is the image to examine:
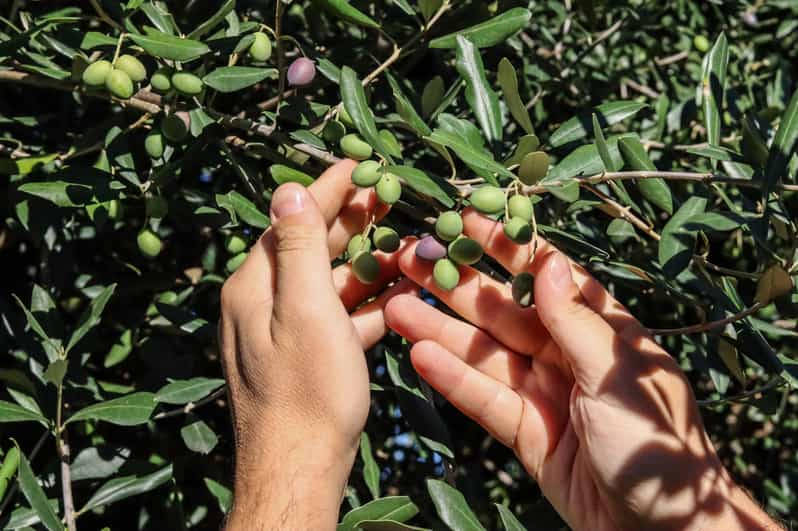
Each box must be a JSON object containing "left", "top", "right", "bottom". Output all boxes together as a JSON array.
[
  {"left": 498, "top": 58, "right": 534, "bottom": 135},
  {"left": 430, "top": 8, "right": 531, "bottom": 49},
  {"left": 755, "top": 265, "right": 793, "bottom": 305},
  {"left": 455, "top": 36, "right": 502, "bottom": 143}
]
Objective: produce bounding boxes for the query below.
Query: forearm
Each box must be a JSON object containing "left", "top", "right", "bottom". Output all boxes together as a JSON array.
[{"left": 702, "top": 484, "right": 783, "bottom": 531}]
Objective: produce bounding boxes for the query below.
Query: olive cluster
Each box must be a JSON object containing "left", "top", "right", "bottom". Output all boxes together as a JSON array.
[
  {"left": 351, "top": 160, "right": 402, "bottom": 204},
  {"left": 347, "top": 226, "right": 401, "bottom": 284}
]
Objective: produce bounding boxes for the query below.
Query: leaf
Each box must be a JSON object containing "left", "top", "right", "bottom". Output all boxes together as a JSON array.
[
  {"left": 685, "top": 144, "right": 740, "bottom": 162},
  {"left": 66, "top": 283, "right": 116, "bottom": 353},
  {"left": 429, "top": 8, "right": 531, "bottom": 49},
  {"left": 316, "top": 0, "right": 380, "bottom": 29},
  {"left": 455, "top": 36, "right": 502, "bottom": 143},
  {"left": 700, "top": 33, "right": 729, "bottom": 164},
  {"left": 16, "top": 449, "right": 62, "bottom": 531},
  {"left": 658, "top": 196, "right": 707, "bottom": 278},
  {"left": 718, "top": 338, "right": 745, "bottom": 386},
  {"left": 104, "top": 328, "right": 134, "bottom": 368},
  {"left": 387, "top": 73, "right": 431, "bottom": 136},
  {"left": 547, "top": 134, "right": 633, "bottom": 182},
  {"left": 498, "top": 58, "right": 534, "bottom": 135},
  {"left": 129, "top": 31, "right": 209, "bottom": 61},
  {"left": 204, "top": 477, "right": 233, "bottom": 514},
  {"left": 18, "top": 181, "right": 94, "bottom": 207},
  {"left": 81, "top": 31, "right": 118, "bottom": 49},
  {"left": 358, "top": 521, "right": 430, "bottom": 530},
  {"left": 360, "top": 432, "right": 380, "bottom": 499},
  {"left": 202, "top": 66, "right": 277, "bottom": 93},
  {"left": 188, "top": 0, "right": 235, "bottom": 39},
  {"left": 385, "top": 165, "right": 455, "bottom": 207},
  {"left": 67, "top": 392, "right": 156, "bottom": 426},
  {"left": 495, "top": 504, "right": 527, "bottom": 531},
  {"left": 504, "top": 134, "right": 540, "bottom": 166},
  {"left": 425, "top": 130, "right": 514, "bottom": 184},
  {"left": 3, "top": 500, "right": 60, "bottom": 529},
  {"left": 539, "top": 225, "right": 609, "bottom": 259},
  {"left": 421, "top": 76, "right": 445, "bottom": 119},
  {"left": 618, "top": 136, "right": 672, "bottom": 214},
  {"left": 217, "top": 191, "right": 270, "bottom": 229},
  {"left": 755, "top": 265, "right": 793, "bottom": 305},
  {"left": 0, "top": 153, "right": 57, "bottom": 176},
  {"left": 427, "top": 479, "right": 486, "bottom": 531},
  {"left": 155, "top": 377, "right": 225, "bottom": 405},
  {"left": 550, "top": 101, "right": 646, "bottom": 147},
  {"left": 607, "top": 218, "right": 636, "bottom": 240},
  {"left": 338, "top": 496, "right": 419, "bottom": 531},
  {"left": 181, "top": 417, "right": 219, "bottom": 454},
  {"left": 70, "top": 446, "right": 131, "bottom": 482},
  {"left": 270, "top": 164, "right": 315, "bottom": 186},
  {"left": 764, "top": 89, "right": 798, "bottom": 191},
  {"left": 43, "top": 359, "right": 67, "bottom": 387},
  {"left": 0, "top": 400, "right": 47, "bottom": 425},
  {"left": 684, "top": 212, "right": 744, "bottom": 232},
  {"left": 80, "top": 465, "right": 172, "bottom": 512},
  {"left": 593, "top": 113, "right": 615, "bottom": 171},
  {"left": 340, "top": 66, "right": 393, "bottom": 162}
]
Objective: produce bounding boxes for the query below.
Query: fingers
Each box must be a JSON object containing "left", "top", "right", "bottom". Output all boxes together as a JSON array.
[
  {"left": 334, "top": 237, "right": 414, "bottom": 310},
  {"left": 351, "top": 279, "right": 418, "bottom": 349},
  {"left": 410, "top": 340, "right": 524, "bottom": 447}
]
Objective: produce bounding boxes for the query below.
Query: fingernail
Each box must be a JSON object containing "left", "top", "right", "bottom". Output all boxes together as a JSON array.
[
  {"left": 547, "top": 252, "right": 573, "bottom": 292},
  {"left": 270, "top": 184, "right": 306, "bottom": 222}
]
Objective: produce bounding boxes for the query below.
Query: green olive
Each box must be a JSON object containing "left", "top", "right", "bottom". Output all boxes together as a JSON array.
[
  {"left": 503, "top": 217, "right": 533, "bottom": 244},
  {"left": 435, "top": 211, "right": 463, "bottom": 242},
  {"left": 508, "top": 194, "right": 533, "bottom": 221},
  {"left": 351, "top": 251, "right": 380, "bottom": 284},
  {"left": 375, "top": 173, "right": 401, "bottom": 204},
  {"left": 322, "top": 120, "right": 346, "bottom": 143},
  {"left": 433, "top": 258, "right": 460, "bottom": 291},
  {"left": 161, "top": 113, "right": 190, "bottom": 143},
  {"left": 694, "top": 35, "right": 710, "bottom": 52},
  {"left": 518, "top": 151, "right": 549, "bottom": 185},
  {"left": 470, "top": 185, "right": 505, "bottom": 215},
  {"left": 145, "top": 130, "right": 165, "bottom": 158},
  {"left": 511, "top": 272, "right": 534, "bottom": 307},
  {"left": 373, "top": 226, "right": 400, "bottom": 253},
  {"left": 150, "top": 68, "right": 172, "bottom": 93},
  {"left": 137, "top": 228, "right": 163, "bottom": 258},
  {"left": 105, "top": 69, "right": 134, "bottom": 99},
  {"left": 171, "top": 72, "right": 203, "bottom": 96},
  {"left": 249, "top": 32, "right": 273, "bottom": 62},
  {"left": 351, "top": 160, "right": 382, "bottom": 187},
  {"left": 340, "top": 134, "right": 373, "bottom": 160},
  {"left": 145, "top": 195, "right": 168, "bottom": 219},
  {"left": 115, "top": 54, "right": 147, "bottom": 82},
  {"left": 226, "top": 252, "right": 247, "bottom": 273},
  {"left": 347, "top": 234, "right": 371, "bottom": 257},
  {"left": 447, "top": 236, "right": 483, "bottom": 265},
  {"left": 82, "top": 60, "right": 112, "bottom": 87},
  {"left": 225, "top": 233, "right": 248, "bottom": 255}
]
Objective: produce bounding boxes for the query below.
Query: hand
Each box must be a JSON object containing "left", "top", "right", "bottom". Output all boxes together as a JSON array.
[
  {"left": 218, "top": 160, "right": 414, "bottom": 529},
  {"left": 385, "top": 209, "right": 777, "bottom": 531}
]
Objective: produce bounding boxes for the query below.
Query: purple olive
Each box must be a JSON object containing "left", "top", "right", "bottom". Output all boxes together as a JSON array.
[
  {"left": 286, "top": 57, "right": 316, "bottom": 87},
  {"left": 415, "top": 235, "right": 447, "bottom": 261}
]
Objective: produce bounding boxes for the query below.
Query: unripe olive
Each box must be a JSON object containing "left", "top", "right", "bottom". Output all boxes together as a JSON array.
[
  {"left": 504, "top": 217, "right": 533, "bottom": 244},
  {"left": 115, "top": 54, "right": 147, "bottom": 82},
  {"left": 508, "top": 194, "right": 533, "bottom": 221},
  {"left": 433, "top": 258, "right": 460, "bottom": 291},
  {"left": 107, "top": 198, "right": 123, "bottom": 220},
  {"left": 470, "top": 185, "right": 505, "bottom": 215},
  {"left": 137, "top": 228, "right": 163, "bottom": 258},
  {"left": 145, "top": 130, "right": 165, "bottom": 158},
  {"left": 339, "top": 106, "right": 355, "bottom": 128},
  {"left": 249, "top": 32, "right": 272, "bottom": 62},
  {"left": 447, "top": 236, "right": 483, "bottom": 265},
  {"left": 693, "top": 35, "right": 710, "bottom": 52},
  {"left": 511, "top": 272, "right": 534, "bottom": 307},
  {"left": 82, "top": 60, "right": 112, "bottom": 87},
  {"left": 375, "top": 173, "right": 401, "bottom": 204},
  {"left": 352, "top": 251, "right": 380, "bottom": 284},
  {"left": 347, "top": 234, "right": 371, "bottom": 257},
  {"left": 161, "top": 113, "right": 190, "bottom": 143},
  {"left": 373, "top": 226, "right": 400, "bottom": 253},
  {"left": 340, "top": 134, "right": 373, "bottom": 160},
  {"left": 172, "top": 72, "right": 203, "bottom": 96},
  {"left": 226, "top": 252, "right": 247, "bottom": 273},
  {"left": 435, "top": 211, "right": 463, "bottom": 242},
  {"left": 322, "top": 120, "right": 346, "bottom": 143},
  {"left": 105, "top": 69, "right": 134, "bottom": 99},
  {"left": 145, "top": 195, "right": 168, "bottom": 219},
  {"left": 225, "top": 233, "right": 248, "bottom": 255},
  {"left": 518, "top": 151, "right": 549, "bottom": 185},
  {"left": 150, "top": 68, "right": 172, "bottom": 93},
  {"left": 286, "top": 57, "right": 316, "bottom": 86},
  {"left": 351, "top": 160, "right": 382, "bottom": 187},
  {"left": 415, "top": 235, "right": 447, "bottom": 261}
]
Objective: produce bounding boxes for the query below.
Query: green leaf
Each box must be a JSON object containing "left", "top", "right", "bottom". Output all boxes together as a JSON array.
[
  {"left": 618, "top": 136, "right": 673, "bottom": 214},
  {"left": 504, "top": 134, "right": 540, "bottom": 167},
  {"left": 426, "top": 130, "right": 514, "bottom": 184},
  {"left": 315, "top": 0, "right": 380, "bottom": 29},
  {"left": 539, "top": 225, "right": 610, "bottom": 259},
  {"left": 547, "top": 134, "right": 633, "bottom": 182},
  {"left": 80, "top": 465, "right": 173, "bottom": 512},
  {"left": 3, "top": 500, "right": 60, "bottom": 529},
  {"left": 385, "top": 165, "right": 455, "bottom": 207},
  {"left": 70, "top": 445, "right": 130, "bottom": 482},
  {"left": 67, "top": 392, "right": 156, "bottom": 426},
  {"left": 202, "top": 66, "right": 277, "bottom": 93},
  {"left": 0, "top": 400, "right": 47, "bottom": 425},
  {"left": 0, "top": 153, "right": 58, "bottom": 176},
  {"left": 66, "top": 283, "right": 116, "bottom": 353},
  {"left": 387, "top": 73, "right": 431, "bottom": 136},
  {"left": 658, "top": 196, "right": 707, "bottom": 278},
  {"left": 43, "top": 359, "right": 67, "bottom": 387},
  {"left": 104, "top": 329, "right": 134, "bottom": 368},
  {"left": 358, "top": 521, "right": 430, "bottom": 530},
  {"left": 685, "top": 144, "right": 740, "bottom": 162},
  {"left": 606, "top": 218, "right": 636, "bottom": 241},
  {"left": 340, "top": 66, "right": 393, "bottom": 162},
  {"left": 16, "top": 449, "right": 62, "bottom": 531},
  {"left": 684, "top": 212, "right": 744, "bottom": 232},
  {"left": 593, "top": 113, "right": 615, "bottom": 171},
  {"left": 188, "top": 0, "right": 235, "bottom": 39},
  {"left": 427, "top": 479, "right": 486, "bottom": 531},
  {"left": 498, "top": 58, "right": 533, "bottom": 135},
  {"left": 455, "top": 36, "right": 502, "bottom": 143},
  {"left": 140, "top": 3, "right": 177, "bottom": 34},
  {"left": 430, "top": 8, "right": 531, "bottom": 49},
  {"left": 217, "top": 191, "right": 270, "bottom": 229},
  {"left": 495, "top": 504, "right": 527, "bottom": 531},
  {"left": 700, "top": 32, "right": 729, "bottom": 163},
  {"left": 129, "top": 31, "right": 210, "bottom": 61},
  {"left": 204, "top": 477, "right": 232, "bottom": 514},
  {"left": 360, "top": 432, "right": 380, "bottom": 499},
  {"left": 81, "top": 31, "right": 118, "bottom": 49},
  {"left": 545, "top": 180, "right": 579, "bottom": 203},
  {"left": 421, "top": 77, "right": 444, "bottom": 119},
  {"left": 154, "top": 377, "right": 225, "bottom": 405},
  {"left": 764, "top": 88, "right": 798, "bottom": 191},
  {"left": 550, "top": 101, "right": 646, "bottom": 147},
  {"left": 270, "top": 164, "right": 315, "bottom": 186},
  {"left": 338, "top": 496, "right": 419, "bottom": 531},
  {"left": 181, "top": 417, "right": 219, "bottom": 454},
  {"left": 12, "top": 294, "right": 51, "bottom": 345},
  {"left": 18, "top": 181, "right": 94, "bottom": 207}
]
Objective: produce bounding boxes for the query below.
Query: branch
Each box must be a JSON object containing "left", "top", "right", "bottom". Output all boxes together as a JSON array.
[
  {"left": 697, "top": 377, "right": 784, "bottom": 407},
  {"left": 649, "top": 302, "right": 763, "bottom": 336},
  {"left": 583, "top": 183, "right": 661, "bottom": 241},
  {"left": 153, "top": 386, "right": 226, "bottom": 420},
  {"left": 55, "top": 380, "right": 76, "bottom": 531}
]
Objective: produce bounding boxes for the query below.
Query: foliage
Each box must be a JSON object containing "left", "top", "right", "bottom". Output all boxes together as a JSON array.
[{"left": 1, "top": 0, "right": 798, "bottom": 529}]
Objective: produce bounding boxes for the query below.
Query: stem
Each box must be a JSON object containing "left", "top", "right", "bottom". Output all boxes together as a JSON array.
[
  {"left": 55, "top": 382, "right": 76, "bottom": 531},
  {"left": 153, "top": 387, "right": 226, "bottom": 420},
  {"left": 649, "top": 302, "right": 763, "bottom": 336},
  {"left": 584, "top": 183, "right": 661, "bottom": 241},
  {"left": 697, "top": 377, "right": 784, "bottom": 407},
  {"left": 89, "top": 0, "right": 123, "bottom": 31},
  {"left": 273, "top": 0, "right": 286, "bottom": 121},
  {"left": 111, "top": 33, "right": 126, "bottom": 65}
]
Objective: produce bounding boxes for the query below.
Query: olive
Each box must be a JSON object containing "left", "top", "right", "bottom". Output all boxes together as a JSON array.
[
  {"left": 351, "top": 160, "right": 382, "bottom": 187},
  {"left": 171, "top": 72, "right": 203, "bottom": 96},
  {"left": 435, "top": 211, "right": 463, "bottom": 242},
  {"left": 508, "top": 194, "right": 533, "bottom": 221},
  {"left": 145, "top": 195, "right": 168, "bottom": 219},
  {"left": 518, "top": 151, "right": 549, "bottom": 185},
  {"left": 347, "top": 234, "right": 371, "bottom": 257},
  {"left": 105, "top": 69, "right": 134, "bottom": 99},
  {"left": 322, "top": 120, "right": 346, "bottom": 143},
  {"left": 693, "top": 35, "right": 710, "bottom": 52},
  {"left": 352, "top": 251, "right": 380, "bottom": 284},
  {"left": 161, "top": 113, "right": 190, "bottom": 143},
  {"left": 375, "top": 173, "right": 401, "bottom": 204},
  {"left": 433, "top": 258, "right": 460, "bottom": 291},
  {"left": 150, "top": 68, "right": 172, "bottom": 93},
  {"left": 115, "top": 54, "right": 147, "bottom": 82},
  {"left": 145, "top": 130, "right": 165, "bottom": 158},
  {"left": 249, "top": 32, "right": 272, "bottom": 62},
  {"left": 225, "top": 233, "right": 248, "bottom": 255},
  {"left": 373, "top": 226, "right": 400, "bottom": 253},
  {"left": 286, "top": 57, "right": 316, "bottom": 86},
  {"left": 82, "top": 60, "right": 112, "bottom": 87},
  {"left": 415, "top": 235, "right": 447, "bottom": 261},
  {"left": 447, "top": 236, "right": 483, "bottom": 265},
  {"left": 226, "top": 252, "right": 247, "bottom": 273},
  {"left": 340, "top": 134, "right": 373, "bottom": 160},
  {"left": 511, "top": 272, "right": 534, "bottom": 307},
  {"left": 503, "top": 217, "right": 533, "bottom": 244},
  {"left": 470, "top": 185, "right": 506, "bottom": 215},
  {"left": 137, "top": 228, "right": 163, "bottom": 258}
]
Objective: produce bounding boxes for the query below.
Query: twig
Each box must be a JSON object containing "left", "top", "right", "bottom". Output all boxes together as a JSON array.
[
  {"left": 560, "top": 15, "right": 627, "bottom": 78},
  {"left": 697, "top": 377, "right": 784, "bottom": 407},
  {"left": 90, "top": 0, "right": 123, "bottom": 31},
  {"left": 650, "top": 302, "right": 763, "bottom": 336},
  {"left": 55, "top": 379, "right": 76, "bottom": 531},
  {"left": 153, "top": 386, "right": 226, "bottom": 420},
  {"left": 220, "top": 141, "right": 269, "bottom": 211},
  {"left": 584, "top": 183, "right": 661, "bottom": 240},
  {"left": 655, "top": 50, "right": 689, "bottom": 67}
]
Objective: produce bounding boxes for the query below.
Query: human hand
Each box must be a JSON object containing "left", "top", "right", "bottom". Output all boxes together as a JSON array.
[
  {"left": 218, "top": 160, "right": 415, "bottom": 529},
  {"left": 385, "top": 209, "right": 776, "bottom": 531}
]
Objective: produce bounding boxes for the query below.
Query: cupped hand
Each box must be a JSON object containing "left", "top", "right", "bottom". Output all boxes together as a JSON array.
[
  {"left": 218, "top": 160, "right": 415, "bottom": 528},
  {"left": 385, "top": 209, "right": 774, "bottom": 531}
]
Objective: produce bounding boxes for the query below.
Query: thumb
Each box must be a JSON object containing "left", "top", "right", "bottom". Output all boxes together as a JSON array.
[
  {"left": 269, "top": 183, "right": 338, "bottom": 319},
  {"left": 534, "top": 251, "right": 621, "bottom": 393}
]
